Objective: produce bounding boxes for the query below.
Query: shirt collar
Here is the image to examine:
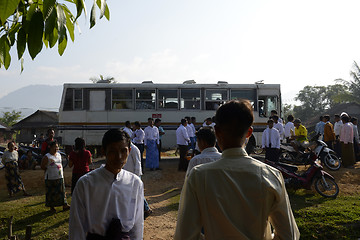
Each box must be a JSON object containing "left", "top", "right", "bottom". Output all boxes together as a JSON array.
[
  {"left": 100, "top": 166, "right": 124, "bottom": 181},
  {"left": 201, "top": 147, "right": 219, "bottom": 154},
  {"left": 221, "top": 147, "right": 248, "bottom": 158}
]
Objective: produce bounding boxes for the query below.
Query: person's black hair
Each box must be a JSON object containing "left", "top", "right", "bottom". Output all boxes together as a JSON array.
[
  {"left": 351, "top": 117, "right": 358, "bottom": 123},
  {"left": 196, "top": 127, "right": 216, "bottom": 147},
  {"left": 125, "top": 121, "right": 131, "bottom": 127},
  {"left": 323, "top": 115, "right": 330, "bottom": 121},
  {"left": 102, "top": 129, "right": 131, "bottom": 151},
  {"left": 267, "top": 119, "right": 274, "bottom": 124},
  {"left": 341, "top": 115, "right": 350, "bottom": 122},
  {"left": 7, "top": 141, "right": 14, "bottom": 148},
  {"left": 155, "top": 118, "right": 161, "bottom": 124},
  {"left": 47, "top": 128, "right": 54, "bottom": 135},
  {"left": 134, "top": 121, "right": 141, "bottom": 127},
  {"left": 272, "top": 115, "right": 279, "bottom": 121},
  {"left": 206, "top": 117, "right": 212, "bottom": 122},
  {"left": 181, "top": 119, "right": 187, "bottom": 125},
  {"left": 191, "top": 116, "right": 196, "bottom": 121},
  {"left": 334, "top": 114, "right": 340, "bottom": 118},
  {"left": 148, "top": 117, "right": 153, "bottom": 121},
  {"left": 74, "top": 137, "right": 86, "bottom": 152},
  {"left": 287, "top": 115, "right": 294, "bottom": 122},
  {"left": 271, "top": 110, "right": 278, "bottom": 114},
  {"left": 319, "top": 116, "right": 323, "bottom": 121},
  {"left": 185, "top": 116, "right": 190, "bottom": 121},
  {"left": 215, "top": 99, "right": 254, "bottom": 138},
  {"left": 49, "top": 141, "right": 57, "bottom": 148}
]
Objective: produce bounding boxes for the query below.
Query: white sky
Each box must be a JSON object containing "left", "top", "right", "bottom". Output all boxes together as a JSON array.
[{"left": 1, "top": 0, "right": 360, "bottom": 104}]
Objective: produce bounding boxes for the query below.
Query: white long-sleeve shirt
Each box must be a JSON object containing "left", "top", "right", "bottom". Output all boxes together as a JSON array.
[
  {"left": 334, "top": 120, "right": 343, "bottom": 136},
  {"left": 186, "top": 147, "right": 221, "bottom": 177},
  {"left": 176, "top": 125, "right": 190, "bottom": 145},
  {"left": 144, "top": 126, "right": 160, "bottom": 145},
  {"left": 133, "top": 129, "right": 145, "bottom": 144},
  {"left": 186, "top": 124, "right": 195, "bottom": 138},
  {"left": 284, "top": 122, "right": 295, "bottom": 138},
  {"left": 273, "top": 122, "right": 284, "bottom": 140},
  {"left": 123, "top": 143, "right": 142, "bottom": 177},
  {"left": 262, "top": 127, "right": 280, "bottom": 149},
  {"left": 69, "top": 167, "right": 144, "bottom": 240}
]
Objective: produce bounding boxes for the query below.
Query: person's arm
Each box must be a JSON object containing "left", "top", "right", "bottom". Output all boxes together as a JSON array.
[
  {"left": 275, "top": 130, "right": 281, "bottom": 149},
  {"left": 183, "top": 128, "right": 190, "bottom": 143},
  {"left": 133, "top": 148, "right": 142, "bottom": 176},
  {"left": 156, "top": 128, "right": 160, "bottom": 145},
  {"left": 174, "top": 173, "right": 202, "bottom": 240},
  {"left": 41, "top": 155, "right": 48, "bottom": 170},
  {"left": 68, "top": 153, "right": 74, "bottom": 168},
  {"left": 268, "top": 174, "right": 300, "bottom": 240},
  {"left": 69, "top": 180, "right": 88, "bottom": 239},
  {"left": 129, "top": 181, "right": 144, "bottom": 239},
  {"left": 262, "top": 130, "right": 266, "bottom": 149}
]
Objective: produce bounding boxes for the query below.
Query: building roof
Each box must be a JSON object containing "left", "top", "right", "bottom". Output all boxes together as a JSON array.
[{"left": 12, "top": 110, "right": 59, "bottom": 130}]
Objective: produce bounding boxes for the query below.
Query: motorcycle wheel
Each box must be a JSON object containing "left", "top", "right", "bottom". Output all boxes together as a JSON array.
[
  {"left": 61, "top": 154, "right": 68, "bottom": 168},
  {"left": 323, "top": 153, "right": 341, "bottom": 171},
  {"left": 314, "top": 175, "right": 339, "bottom": 198}
]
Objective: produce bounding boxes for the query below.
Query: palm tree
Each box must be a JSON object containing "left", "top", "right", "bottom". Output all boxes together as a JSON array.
[{"left": 90, "top": 75, "right": 116, "bottom": 83}]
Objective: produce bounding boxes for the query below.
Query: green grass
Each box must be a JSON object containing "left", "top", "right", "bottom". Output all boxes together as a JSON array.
[
  {"left": 0, "top": 195, "right": 71, "bottom": 239},
  {"left": 1, "top": 191, "right": 360, "bottom": 239}
]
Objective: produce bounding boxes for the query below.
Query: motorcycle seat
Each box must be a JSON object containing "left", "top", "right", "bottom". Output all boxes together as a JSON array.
[{"left": 277, "top": 162, "right": 298, "bottom": 172}]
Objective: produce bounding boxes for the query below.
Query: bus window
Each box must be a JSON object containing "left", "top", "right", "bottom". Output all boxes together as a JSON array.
[
  {"left": 258, "top": 96, "right": 277, "bottom": 117},
  {"left": 158, "top": 89, "right": 178, "bottom": 109},
  {"left": 90, "top": 90, "right": 106, "bottom": 111},
  {"left": 230, "top": 89, "right": 256, "bottom": 106},
  {"left": 180, "top": 89, "right": 200, "bottom": 109},
  {"left": 136, "top": 90, "right": 155, "bottom": 109},
  {"left": 205, "top": 89, "right": 227, "bottom": 110},
  {"left": 74, "top": 89, "right": 83, "bottom": 110},
  {"left": 63, "top": 88, "right": 73, "bottom": 111},
  {"left": 112, "top": 89, "right": 133, "bottom": 109}
]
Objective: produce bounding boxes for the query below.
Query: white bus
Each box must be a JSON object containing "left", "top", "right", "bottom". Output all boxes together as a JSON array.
[{"left": 58, "top": 81, "right": 281, "bottom": 149}]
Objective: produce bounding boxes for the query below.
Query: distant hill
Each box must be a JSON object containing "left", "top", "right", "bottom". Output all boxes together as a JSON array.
[{"left": 0, "top": 85, "right": 63, "bottom": 118}]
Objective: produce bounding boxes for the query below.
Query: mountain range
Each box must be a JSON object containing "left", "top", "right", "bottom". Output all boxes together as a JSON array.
[{"left": 0, "top": 85, "right": 63, "bottom": 118}]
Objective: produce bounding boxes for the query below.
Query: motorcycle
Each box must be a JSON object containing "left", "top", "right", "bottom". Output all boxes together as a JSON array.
[
  {"left": 279, "top": 138, "right": 341, "bottom": 171},
  {"left": 264, "top": 152, "right": 339, "bottom": 198}
]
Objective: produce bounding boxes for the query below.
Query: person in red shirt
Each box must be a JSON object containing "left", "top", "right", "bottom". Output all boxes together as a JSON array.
[
  {"left": 41, "top": 129, "right": 56, "bottom": 155},
  {"left": 68, "top": 138, "right": 92, "bottom": 194}
]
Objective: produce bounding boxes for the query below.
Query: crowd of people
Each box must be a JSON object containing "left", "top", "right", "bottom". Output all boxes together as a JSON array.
[
  {"left": 261, "top": 111, "right": 359, "bottom": 168},
  {"left": 3, "top": 102, "right": 360, "bottom": 239}
]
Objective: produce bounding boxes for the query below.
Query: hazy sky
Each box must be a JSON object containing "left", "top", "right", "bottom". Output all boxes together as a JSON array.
[{"left": 1, "top": 0, "right": 360, "bottom": 104}]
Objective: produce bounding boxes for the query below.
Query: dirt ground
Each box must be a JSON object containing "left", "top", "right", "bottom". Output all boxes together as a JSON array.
[{"left": 0, "top": 157, "right": 359, "bottom": 239}]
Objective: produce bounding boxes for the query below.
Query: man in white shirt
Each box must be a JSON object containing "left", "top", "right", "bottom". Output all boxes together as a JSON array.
[
  {"left": 185, "top": 116, "right": 195, "bottom": 151},
  {"left": 186, "top": 127, "right": 221, "bottom": 177},
  {"left": 175, "top": 100, "right": 299, "bottom": 240},
  {"left": 333, "top": 114, "right": 343, "bottom": 157},
  {"left": 144, "top": 118, "right": 160, "bottom": 171},
  {"left": 272, "top": 115, "right": 284, "bottom": 141},
  {"left": 284, "top": 115, "right": 295, "bottom": 143},
  {"left": 176, "top": 119, "right": 190, "bottom": 171},
  {"left": 69, "top": 129, "right": 144, "bottom": 240},
  {"left": 123, "top": 121, "right": 133, "bottom": 140},
  {"left": 123, "top": 143, "right": 152, "bottom": 219},
  {"left": 133, "top": 121, "right": 145, "bottom": 173},
  {"left": 262, "top": 119, "right": 281, "bottom": 162},
  {"left": 271, "top": 110, "right": 283, "bottom": 124}
]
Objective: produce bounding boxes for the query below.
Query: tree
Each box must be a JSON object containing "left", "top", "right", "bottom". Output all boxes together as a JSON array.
[
  {"left": 335, "top": 61, "right": 360, "bottom": 103},
  {"left": 0, "top": 110, "right": 22, "bottom": 126},
  {"left": 0, "top": 0, "right": 110, "bottom": 71},
  {"left": 90, "top": 74, "right": 115, "bottom": 83},
  {"left": 293, "top": 84, "right": 351, "bottom": 122}
]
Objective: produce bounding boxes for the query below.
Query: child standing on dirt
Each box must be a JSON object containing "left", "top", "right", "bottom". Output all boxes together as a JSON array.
[{"left": 175, "top": 100, "right": 299, "bottom": 240}]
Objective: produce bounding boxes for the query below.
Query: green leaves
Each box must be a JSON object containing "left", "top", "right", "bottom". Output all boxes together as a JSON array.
[
  {"left": 0, "top": 34, "right": 11, "bottom": 69},
  {"left": 0, "top": 0, "right": 111, "bottom": 70},
  {"left": 27, "top": 10, "right": 44, "bottom": 59},
  {"left": 0, "top": 0, "right": 21, "bottom": 23}
]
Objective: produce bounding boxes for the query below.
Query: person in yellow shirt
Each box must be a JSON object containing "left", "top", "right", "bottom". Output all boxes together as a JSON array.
[
  {"left": 175, "top": 100, "right": 299, "bottom": 240},
  {"left": 291, "top": 118, "right": 309, "bottom": 154}
]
